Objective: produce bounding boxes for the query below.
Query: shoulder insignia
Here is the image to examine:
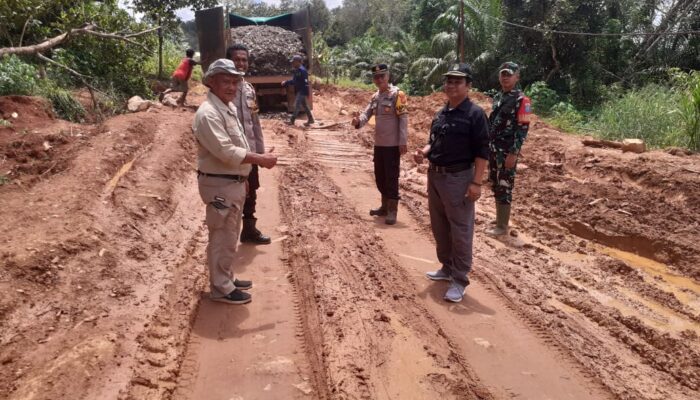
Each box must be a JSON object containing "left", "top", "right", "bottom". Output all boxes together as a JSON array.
[
  {"left": 517, "top": 96, "right": 532, "bottom": 124},
  {"left": 395, "top": 90, "right": 408, "bottom": 115}
]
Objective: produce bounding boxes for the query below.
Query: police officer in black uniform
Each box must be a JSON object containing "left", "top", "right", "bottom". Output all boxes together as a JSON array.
[{"left": 414, "top": 63, "right": 489, "bottom": 303}]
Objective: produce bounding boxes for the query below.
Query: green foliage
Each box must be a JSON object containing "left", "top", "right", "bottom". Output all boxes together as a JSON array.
[
  {"left": 587, "top": 84, "right": 685, "bottom": 148},
  {"left": 0, "top": 174, "right": 9, "bottom": 185},
  {"left": 329, "top": 77, "right": 375, "bottom": 91},
  {"left": 132, "top": 0, "right": 217, "bottom": 28},
  {"left": 409, "top": 0, "right": 502, "bottom": 93},
  {"left": 43, "top": 85, "right": 86, "bottom": 122},
  {"left": 0, "top": 0, "right": 77, "bottom": 47},
  {"left": 547, "top": 102, "right": 585, "bottom": 133},
  {"left": 0, "top": 119, "right": 11, "bottom": 127},
  {"left": 0, "top": 55, "right": 38, "bottom": 95},
  {"left": 525, "top": 81, "right": 561, "bottom": 116},
  {"left": 671, "top": 70, "right": 700, "bottom": 151},
  {"left": 47, "top": 2, "right": 156, "bottom": 98}
]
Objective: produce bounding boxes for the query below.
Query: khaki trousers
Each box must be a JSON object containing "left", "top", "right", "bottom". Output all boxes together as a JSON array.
[{"left": 197, "top": 175, "right": 247, "bottom": 298}]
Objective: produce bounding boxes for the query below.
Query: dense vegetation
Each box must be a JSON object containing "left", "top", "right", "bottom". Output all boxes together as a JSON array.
[
  {"left": 220, "top": 0, "right": 700, "bottom": 150},
  {"left": 0, "top": 0, "right": 699, "bottom": 150}
]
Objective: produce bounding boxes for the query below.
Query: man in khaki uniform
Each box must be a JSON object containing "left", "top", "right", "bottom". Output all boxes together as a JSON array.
[
  {"left": 352, "top": 63, "right": 409, "bottom": 225},
  {"left": 193, "top": 58, "right": 277, "bottom": 304},
  {"left": 226, "top": 44, "right": 271, "bottom": 245}
]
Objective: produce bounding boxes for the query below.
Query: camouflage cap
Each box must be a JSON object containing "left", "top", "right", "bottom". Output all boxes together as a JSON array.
[
  {"left": 371, "top": 63, "right": 389, "bottom": 75},
  {"left": 443, "top": 63, "right": 473, "bottom": 80},
  {"left": 499, "top": 61, "right": 520, "bottom": 75}
]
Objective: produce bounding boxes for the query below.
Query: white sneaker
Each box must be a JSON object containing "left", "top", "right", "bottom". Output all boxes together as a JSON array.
[
  {"left": 444, "top": 282, "right": 465, "bottom": 303},
  {"left": 426, "top": 269, "right": 451, "bottom": 281}
]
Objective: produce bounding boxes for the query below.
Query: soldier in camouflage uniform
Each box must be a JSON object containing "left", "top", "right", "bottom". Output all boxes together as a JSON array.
[
  {"left": 486, "top": 62, "right": 531, "bottom": 236},
  {"left": 352, "top": 63, "right": 409, "bottom": 225}
]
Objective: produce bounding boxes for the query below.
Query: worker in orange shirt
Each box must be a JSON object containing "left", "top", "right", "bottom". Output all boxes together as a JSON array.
[{"left": 159, "top": 48, "right": 199, "bottom": 106}]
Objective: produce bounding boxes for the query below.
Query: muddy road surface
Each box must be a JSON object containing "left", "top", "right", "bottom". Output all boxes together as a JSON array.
[{"left": 1, "top": 85, "right": 698, "bottom": 400}]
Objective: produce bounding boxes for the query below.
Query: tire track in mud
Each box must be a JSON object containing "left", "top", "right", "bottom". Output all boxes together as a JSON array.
[
  {"left": 0, "top": 106, "right": 209, "bottom": 400},
  {"left": 277, "top": 129, "right": 493, "bottom": 399},
  {"left": 316, "top": 89, "right": 699, "bottom": 399},
  {"left": 399, "top": 164, "right": 700, "bottom": 400}
]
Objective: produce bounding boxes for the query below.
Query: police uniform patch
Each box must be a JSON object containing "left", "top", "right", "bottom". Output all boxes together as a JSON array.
[{"left": 395, "top": 91, "right": 408, "bottom": 115}]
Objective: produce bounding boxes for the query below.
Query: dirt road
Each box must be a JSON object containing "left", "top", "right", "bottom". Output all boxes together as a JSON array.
[{"left": 1, "top": 85, "right": 698, "bottom": 399}]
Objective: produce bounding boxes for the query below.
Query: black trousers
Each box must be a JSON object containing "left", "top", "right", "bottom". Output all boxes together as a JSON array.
[
  {"left": 373, "top": 146, "right": 400, "bottom": 200},
  {"left": 243, "top": 165, "right": 260, "bottom": 219}
]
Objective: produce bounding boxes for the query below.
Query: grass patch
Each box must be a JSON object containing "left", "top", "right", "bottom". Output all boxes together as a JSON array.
[
  {"left": 586, "top": 84, "right": 685, "bottom": 148},
  {"left": 318, "top": 77, "right": 375, "bottom": 91},
  {"left": 531, "top": 81, "right": 697, "bottom": 151}
]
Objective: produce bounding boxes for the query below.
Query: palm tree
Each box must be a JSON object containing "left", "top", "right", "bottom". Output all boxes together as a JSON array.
[{"left": 410, "top": 0, "right": 502, "bottom": 91}]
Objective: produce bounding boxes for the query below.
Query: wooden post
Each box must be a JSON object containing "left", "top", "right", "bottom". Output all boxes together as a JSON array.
[
  {"left": 458, "top": 0, "right": 465, "bottom": 63},
  {"left": 157, "top": 22, "right": 163, "bottom": 79}
]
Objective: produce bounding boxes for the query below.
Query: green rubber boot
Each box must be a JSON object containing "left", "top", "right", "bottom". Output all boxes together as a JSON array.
[{"left": 486, "top": 203, "right": 511, "bottom": 236}]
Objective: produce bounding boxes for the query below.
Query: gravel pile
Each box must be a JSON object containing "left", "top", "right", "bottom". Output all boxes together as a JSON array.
[{"left": 230, "top": 26, "right": 306, "bottom": 75}]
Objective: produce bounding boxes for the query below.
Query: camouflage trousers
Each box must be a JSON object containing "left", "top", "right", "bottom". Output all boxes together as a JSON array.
[{"left": 488, "top": 149, "right": 517, "bottom": 205}]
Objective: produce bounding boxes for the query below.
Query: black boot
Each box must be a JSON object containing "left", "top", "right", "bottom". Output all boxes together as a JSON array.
[
  {"left": 385, "top": 199, "right": 398, "bottom": 225},
  {"left": 369, "top": 196, "right": 388, "bottom": 216},
  {"left": 240, "top": 218, "right": 272, "bottom": 245}
]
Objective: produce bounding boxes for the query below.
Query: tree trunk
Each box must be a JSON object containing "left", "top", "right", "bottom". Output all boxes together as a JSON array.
[{"left": 158, "top": 20, "right": 163, "bottom": 79}]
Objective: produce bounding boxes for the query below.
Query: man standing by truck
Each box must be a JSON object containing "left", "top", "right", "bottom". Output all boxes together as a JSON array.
[
  {"left": 226, "top": 44, "right": 272, "bottom": 245},
  {"left": 352, "top": 63, "right": 409, "bottom": 225},
  {"left": 282, "top": 55, "right": 315, "bottom": 127},
  {"left": 193, "top": 58, "right": 278, "bottom": 304}
]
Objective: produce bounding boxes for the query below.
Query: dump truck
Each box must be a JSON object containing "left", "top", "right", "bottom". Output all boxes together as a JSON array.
[{"left": 195, "top": 6, "right": 313, "bottom": 111}]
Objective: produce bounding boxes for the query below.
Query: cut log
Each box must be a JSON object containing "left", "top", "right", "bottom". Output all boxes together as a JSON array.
[
  {"left": 621, "top": 139, "right": 646, "bottom": 154},
  {"left": 582, "top": 139, "right": 623, "bottom": 149}
]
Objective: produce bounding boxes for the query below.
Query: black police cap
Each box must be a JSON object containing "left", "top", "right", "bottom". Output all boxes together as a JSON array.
[
  {"left": 371, "top": 63, "right": 389, "bottom": 75},
  {"left": 443, "top": 63, "right": 473, "bottom": 80}
]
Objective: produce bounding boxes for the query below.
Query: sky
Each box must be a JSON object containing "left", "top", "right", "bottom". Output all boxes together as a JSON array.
[{"left": 159, "top": 0, "right": 343, "bottom": 21}]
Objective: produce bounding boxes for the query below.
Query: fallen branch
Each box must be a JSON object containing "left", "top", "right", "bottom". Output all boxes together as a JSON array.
[
  {"left": 35, "top": 53, "right": 104, "bottom": 121},
  {"left": 0, "top": 24, "right": 157, "bottom": 57},
  {"left": 582, "top": 139, "right": 623, "bottom": 149}
]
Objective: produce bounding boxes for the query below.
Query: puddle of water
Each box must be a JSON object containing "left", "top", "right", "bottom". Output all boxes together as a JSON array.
[
  {"left": 564, "top": 277, "right": 700, "bottom": 335},
  {"left": 617, "top": 287, "right": 700, "bottom": 335},
  {"left": 595, "top": 244, "right": 700, "bottom": 307}
]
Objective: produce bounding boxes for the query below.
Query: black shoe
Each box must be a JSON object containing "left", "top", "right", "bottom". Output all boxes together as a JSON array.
[
  {"left": 241, "top": 218, "right": 272, "bottom": 245},
  {"left": 234, "top": 278, "right": 253, "bottom": 290},
  {"left": 211, "top": 289, "right": 251, "bottom": 305},
  {"left": 243, "top": 229, "right": 272, "bottom": 244}
]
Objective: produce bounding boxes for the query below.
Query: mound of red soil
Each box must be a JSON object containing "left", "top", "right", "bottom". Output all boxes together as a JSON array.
[{"left": 0, "top": 96, "right": 55, "bottom": 128}]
